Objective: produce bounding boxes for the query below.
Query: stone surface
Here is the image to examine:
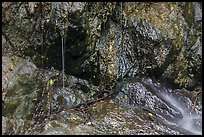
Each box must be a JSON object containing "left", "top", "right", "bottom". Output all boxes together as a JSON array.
[{"left": 2, "top": 2, "right": 202, "bottom": 135}]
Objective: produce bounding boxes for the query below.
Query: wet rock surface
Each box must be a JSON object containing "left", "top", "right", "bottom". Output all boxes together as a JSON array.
[
  {"left": 2, "top": 2, "right": 202, "bottom": 135},
  {"left": 2, "top": 56, "right": 202, "bottom": 135},
  {"left": 114, "top": 77, "right": 202, "bottom": 135},
  {"left": 2, "top": 2, "right": 202, "bottom": 89}
]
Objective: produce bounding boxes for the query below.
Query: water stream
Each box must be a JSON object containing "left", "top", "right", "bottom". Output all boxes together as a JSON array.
[
  {"left": 60, "top": 2, "right": 68, "bottom": 89},
  {"left": 162, "top": 92, "right": 202, "bottom": 135},
  {"left": 141, "top": 78, "right": 202, "bottom": 135},
  {"left": 61, "top": 28, "right": 65, "bottom": 89}
]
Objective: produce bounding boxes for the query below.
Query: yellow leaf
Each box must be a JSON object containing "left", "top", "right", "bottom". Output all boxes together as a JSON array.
[
  {"left": 49, "top": 79, "right": 53, "bottom": 86},
  {"left": 70, "top": 116, "right": 77, "bottom": 121},
  {"left": 148, "top": 113, "right": 153, "bottom": 117}
]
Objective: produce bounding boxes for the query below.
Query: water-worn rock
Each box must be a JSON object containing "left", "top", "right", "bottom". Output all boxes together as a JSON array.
[
  {"left": 114, "top": 77, "right": 202, "bottom": 135},
  {"left": 34, "top": 77, "right": 201, "bottom": 135},
  {"left": 37, "top": 96, "right": 197, "bottom": 135},
  {"left": 2, "top": 56, "right": 37, "bottom": 91},
  {"left": 2, "top": 56, "right": 99, "bottom": 135},
  {"left": 2, "top": 2, "right": 202, "bottom": 89},
  {"left": 2, "top": 56, "right": 17, "bottom": 93},
  {"left": 2, "top": 56, "right": 38, "bottom": 117},
  {"left": 2, "top": 56, "right": 40, "bottom": 135},
  {"left": 2, "top": 56, "right": 202, "bottom": 135}
]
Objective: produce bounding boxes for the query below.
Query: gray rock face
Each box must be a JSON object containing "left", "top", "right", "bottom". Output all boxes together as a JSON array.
[
  {"left": 2, "top": 56, "right": 37, "bottom": 103},
  {"left": 2, "top": 56, "right": 17, "bottom": 92},
  {"left": 193, "top": 2, "right": 202, "bottom": 22},
  {"left": 2, "top": 56, "right": 39, "bottom": 134},
  {"left": 2, "top": 2, "right": 202, "bottom": 89}
]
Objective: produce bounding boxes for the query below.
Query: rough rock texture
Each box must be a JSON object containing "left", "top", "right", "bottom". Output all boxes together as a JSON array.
[
  {"left": 2, "top": 56, "right": 102, "bottom": 135},
  {"left": 2, "top": 2, "right": 202, "bottom": 90},
  {"left": 2, "top": 2, "right": 202, "bottom": 135}
]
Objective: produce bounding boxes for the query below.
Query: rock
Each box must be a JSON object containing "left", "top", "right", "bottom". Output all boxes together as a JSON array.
[
  {"left": 39, "top": 120, "right": 70, "bottom": 135},
  {"left": 13, "top": 92, "right": 37, "bottom": 120},
  {"left": 2, "top": 56, "right": 37, "bottom": 91},
  {"left": 2, "top": 116, "right": 7, "bottom": 135},
  {"left": 68, "top": 124, "right": 104, "bottom": 135},
  {"left": 2, "top": 2, "right": 202, "bottom": 89},
  {"left": 193, "top": 2, "right": 202, "bottom": 22},
  {"left": 40, "top": 127, "right": 69, "bottom": 135},
  {"left": 114, "top": 77, "right": 202, "bottom": 135},
  {"left": 2, "top": 56, "right": 17, "bottom": 92},
  {"left": 2, "top": 56, "right": 42, "bottom": 134},
  {"left": 1, "top": 116, "right": 29, "bottom": 135},
  {"left": 88, "top": 99, "right": 183, "bottom": 135},
  {"left": 2, "top": 2, "right": 202, "bottom": 135}
]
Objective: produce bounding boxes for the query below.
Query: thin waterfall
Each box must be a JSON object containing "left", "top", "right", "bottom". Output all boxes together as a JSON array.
[
  {"left": 59, "top": 2, "right": 67, "bottom": 89},
  {"left": 52, "top": 2, "right": 66, "bottom": 88},
  {"left": 61, "top": 27, "right": 65, "bottom": 89}
]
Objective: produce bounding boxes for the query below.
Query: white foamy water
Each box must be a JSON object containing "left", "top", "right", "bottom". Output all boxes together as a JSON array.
[
  {"left": 161, "top": 92, "right": 202, "bottom": 135},
  {"left": 179, "top": 115, "right": 202, "bottom": 135}
]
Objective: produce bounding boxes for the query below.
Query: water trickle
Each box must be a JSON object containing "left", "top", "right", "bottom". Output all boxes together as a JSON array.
[
  {"left": 59, "top": 3, "right": 68, "bottom": 89},
  {"left": 61, "top": 27, "right": 65, "bottom": 89},
  {"left": 161, "top": 92, "right": 202, "bottom": 135}
]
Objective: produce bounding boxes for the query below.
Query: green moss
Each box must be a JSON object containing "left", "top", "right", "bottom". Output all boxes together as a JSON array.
[
  {"left": 169, "top": 52, "right": 195, "bottom": 88},
  {"left": 124, "top": 2, "right": 187, "bottom": 49},
  {"left": 183, "top": 2, "right": 194, "bottom": 28},
  {"left": 3, "top": 99, "right": 21, "bottom": 117},
  {"left": 86, "top": 2, "right": 117, "bottom": 44}
]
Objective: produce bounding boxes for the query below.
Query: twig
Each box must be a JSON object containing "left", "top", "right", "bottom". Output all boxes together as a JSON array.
[{"left": 190, "top": 91, "right": 202, "bottom": 114}]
